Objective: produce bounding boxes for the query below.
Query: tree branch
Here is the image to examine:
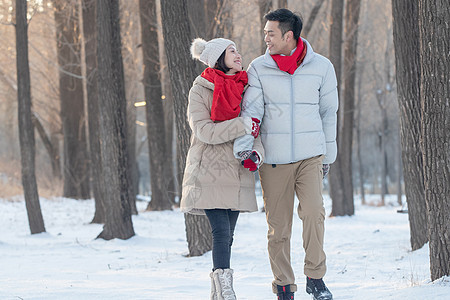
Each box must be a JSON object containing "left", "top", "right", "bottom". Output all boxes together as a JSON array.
[{"left": 302, "top": 0, "right": 326, "bottom": 38}]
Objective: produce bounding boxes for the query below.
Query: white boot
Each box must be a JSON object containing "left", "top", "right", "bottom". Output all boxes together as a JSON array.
[
  {"left": 212, "top": 268, "right": 237, "bottom": 300},
  {"left": 210, "top": 271, "right": 218, "bottom": 300}
]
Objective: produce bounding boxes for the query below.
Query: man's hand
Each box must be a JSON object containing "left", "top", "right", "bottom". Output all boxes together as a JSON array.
[
  {"left": 241, "top": 151, "right": 260, "bottom": 172},
  {"left": 251, "top": 118, "right": 260, "bottom": 138},
  {"left": 322, "top": 164, "right": 330, "bottom": 179}
]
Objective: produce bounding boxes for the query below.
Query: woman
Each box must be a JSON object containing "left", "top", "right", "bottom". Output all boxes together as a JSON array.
[{"left": 180, "top": 38, "right": 264, "bottom": 299}]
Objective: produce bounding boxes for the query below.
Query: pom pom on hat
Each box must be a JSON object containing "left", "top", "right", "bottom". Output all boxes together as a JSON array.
[
  {"left": 190, "top": 38, "right": 207, "bottom": 60},
  {"left": 190, "top": 37, "right": 236, "bottom": 68}
]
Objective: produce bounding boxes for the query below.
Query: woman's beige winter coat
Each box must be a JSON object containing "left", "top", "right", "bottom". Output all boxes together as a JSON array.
[{"left": 180, "top": 75, "right": 264, "bottom": 215}]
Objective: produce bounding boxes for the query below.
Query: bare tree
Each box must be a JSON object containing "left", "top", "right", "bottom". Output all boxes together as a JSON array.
[
  {"left": 139, "top": 0, "right": 172, "bottom": 211},
  {"left": 119, "top": 0, "right": 139, "bottom": 215},
  {"left": 187, "top": 0, "right": 232, "bottom": 76},
  {"left": 96, "top": 0, "right": 135, "bottom": 240},
  {"left": 302, "top": 0, "right": 326, "bottom": 38},
  {"left": 327, "top": 0, "right": 346, "bottom": 215},
  {"left": 278, "top": 0, "right": 288, "bottom": 9},
  {"left": 15, "top": 0, "right": 45, "bottom": 234},
  {"left": 53, "top": 0, "right": 90, "bottom": 199},
  {"left": 213, "top": 0, "right": 233, "bottom": 39},
  {"left": 373, "top": 33, "right": 395, "bottom": 206},
  {"left": 328, "top": 0, "right": 343, "bottom": 87},
  {"left": 259, "top": 0, "right": 272, "bottom": 54},
  {"left": 334, "top": 0, "right": 360, "bottom": 216},
  {"left": 329, "top": 0, "right": 360, "bottom": 216},
  {"left": 355, "top": 65, "right": 365, "bottom": 205},
  {"left": 160, "top": 0, "right": 212, "bottom": 256},
  {"left": 156, "top": 0, "right": 176, "bottom": 204},
  {"left": 186, "top": 0, "right": 206, "bottom": 38},
  {"left": 391, "top": 0, "right": 427, "bottom": 251},
  {"left": 81, "top": 0, "right": 106, "bottom": 223},
  {"left": 418, "top": 0, "right": 450, "bottom": 281}
]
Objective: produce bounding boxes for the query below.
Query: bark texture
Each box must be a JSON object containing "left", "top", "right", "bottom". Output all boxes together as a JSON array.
[
  {"left": 391, "top": 0, "right": 428, "bottom": 251},
  {"left": 160, "top": 0, "right": 212, "bottom": 256},
  {"left": 332, "top": 0, "right": 360, "bottom": 216},
  {"left": 139, "top": 0, "right": 172, "bottom": 211},
  {"left": 54, "top": 0, "right": 90, "bottom": 199},
  {"left": 82, "top": 0, "right": 106, "bottom": 223},
  {"left": 418, "top": 0, "right": 450, "bottom": 281},
  {"left": 96, "top": 0, "right": 135, "bottom": 240},
  {"left": 328, "top": 0, "right": 347, "bottom": 216},
  {"left": 259, "top": 0, "right": 273, "bottom": 54},
  {"left": 15, "top": 0, "right": 46, "bottom": 234}
]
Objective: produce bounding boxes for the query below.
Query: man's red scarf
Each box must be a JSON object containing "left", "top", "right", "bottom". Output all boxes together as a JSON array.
[
  {"left": 201, "top": 68, "right": 248, "bottom": 122},
  {"left": 271, "top": 38, "right": 307, "bottom": 74}
]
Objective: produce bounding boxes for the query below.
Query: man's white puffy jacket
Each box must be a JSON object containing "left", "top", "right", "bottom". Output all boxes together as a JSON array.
[{"left": 233, "top": 38, "right": 338, "bottom": 165}]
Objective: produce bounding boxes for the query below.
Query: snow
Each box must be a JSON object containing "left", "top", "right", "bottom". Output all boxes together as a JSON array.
[{"left": 0, "top": 194, "right": 449, "bottom": 299}]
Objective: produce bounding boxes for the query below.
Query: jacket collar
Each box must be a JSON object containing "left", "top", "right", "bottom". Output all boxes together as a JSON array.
[
  {"left": 193, "top": 75, "right": 214, "bottom": 90},
  {"left": 262, "top": 38, "right": 315, "bottom": 70}
]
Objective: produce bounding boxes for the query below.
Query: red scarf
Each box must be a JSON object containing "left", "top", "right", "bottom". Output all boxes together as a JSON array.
[
  {"left": 201, "top": 68, "right": 248, "bottom": 122},
  {"left": 271, "top": 39, "right": 306, "bottom": 74}
]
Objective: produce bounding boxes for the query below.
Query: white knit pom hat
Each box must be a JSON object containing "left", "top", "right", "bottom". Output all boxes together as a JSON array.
[{"left": 190, "top": 38, "right": 236, "bottom": 68}]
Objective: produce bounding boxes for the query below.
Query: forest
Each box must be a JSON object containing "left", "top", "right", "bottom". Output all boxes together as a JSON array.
[{"left": 0, "top": 0, "right": 448, "bottom": 296}]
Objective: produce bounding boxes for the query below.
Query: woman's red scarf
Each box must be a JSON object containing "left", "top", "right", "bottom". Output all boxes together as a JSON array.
[
  {"left": 271, "top": 38, "right": 306, "bottom": 74},
  {"left": 201, "top": 68, "right": 248, "bottom": 122}
]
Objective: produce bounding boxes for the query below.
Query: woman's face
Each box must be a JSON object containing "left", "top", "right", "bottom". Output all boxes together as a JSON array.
[{"left": 224, "top": 45, "right": 242, "bottom": 74}]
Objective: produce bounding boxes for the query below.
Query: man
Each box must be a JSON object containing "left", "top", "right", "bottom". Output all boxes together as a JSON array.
[{"left": 234, "top": 8, "right": 337, "bottom": 300}]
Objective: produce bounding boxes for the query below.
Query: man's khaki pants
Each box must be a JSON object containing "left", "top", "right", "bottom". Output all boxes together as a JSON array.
[{"left": 259, "top": 155, "right": 326, "bottom": 294}]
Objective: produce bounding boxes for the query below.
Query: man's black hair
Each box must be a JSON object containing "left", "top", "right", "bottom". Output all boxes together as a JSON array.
[
  {"left": 214, "top": 50, "right": 231, "bottom": 73},
  {"left": 264, "top": 8, "right": 303, "bottom": 40}
]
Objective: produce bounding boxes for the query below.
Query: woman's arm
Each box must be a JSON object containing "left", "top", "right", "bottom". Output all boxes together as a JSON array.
[{"left": 188, "top": 86, "right": 252, "bottom": 145}]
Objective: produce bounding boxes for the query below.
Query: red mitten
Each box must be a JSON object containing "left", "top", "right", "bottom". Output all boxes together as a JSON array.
[{"left": 241, "top": 151, "right": 260, "bottom": 172}]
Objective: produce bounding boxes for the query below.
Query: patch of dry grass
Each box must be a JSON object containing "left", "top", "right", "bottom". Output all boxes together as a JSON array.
[{"left": 0, "top": 159, "right": 62, "bottom": 201}]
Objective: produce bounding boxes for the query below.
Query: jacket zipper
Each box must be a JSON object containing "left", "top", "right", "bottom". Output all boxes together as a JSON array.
[{"left": 290, "top": 75, "right": 294, "bottom": 162}]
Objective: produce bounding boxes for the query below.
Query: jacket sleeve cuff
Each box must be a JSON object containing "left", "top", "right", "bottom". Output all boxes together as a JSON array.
[{"left": 253, "top": 150, "right": 263, "bottom": 166}]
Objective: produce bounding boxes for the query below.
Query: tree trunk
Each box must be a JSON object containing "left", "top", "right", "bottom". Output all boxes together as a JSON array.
[
  {"left": 31, "top": 113, "right": 61, "bottom": 178},
  {"left": 139, "top": 0, "right": 172, "bottom": 211},
  {"left": 15, "top": 0, "right": 46, "bottom": 234},
  {"left": 381, "top": 108, "right": 388, "bottom": 202},
  {"left": 96, "top": 0, "right": 135, "bottom": 240},
  {"left": 186, "top": 0, "right": 207, "bottom": 37},
  {"left": 156, "top": 0, "right": 176, "bottom": 204},
  {"left": 160, "top": 0, "right": 212, "bottom": 256},
  {"left": 278, "top": 0, "right": 288, "bottom": 9},
  {"left": 81, "top": 0, "right": 106, "bottom": 223},
  {"left": 328, "top": 0, "right": 345, "bottom": 215},
  {"left": 119, "top": 1, "right": 139, "bottom": 215},
  {"left": 259, "top": 0, "right": 272, "bottom": 54},
  {"left": 125, "top": 80, "right": 138, "bottom": 215},
  {"left": 54, "top": 0, "right": 90, "bottom": 199},
  {"left": 336, "top": 0, "right": 360, "bottom": 215},
  {"left": 418, "top": 0, "right": 450, "bottom": 281},
  {"left": 375, "top": 90, "right": 388, "bottom": 205},
  {"left": 330, "top": 0, "right": 359, "bottom": 216},
  {"left": 213, "top": 0, "right": 233, "bottom": 39},
  {"left": 187, "top": 0, "right": 231, "bottom": 73},
  {"left": 391, "top": 0, "right": 427, "bottom": 251},
  {"left": 396, "top": 136, "right": 403, "bottom": 206},
  {"left": 356, "top": 67, "right": 365, "bottom": 205}
]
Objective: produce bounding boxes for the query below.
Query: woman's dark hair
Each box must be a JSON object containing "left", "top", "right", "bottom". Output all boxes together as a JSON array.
[
  {"left": 214, "top": 50, "right": 231, "bottom": 73},
  {"left": 265, "top": 8, "right": 303, "bottom": 40}
]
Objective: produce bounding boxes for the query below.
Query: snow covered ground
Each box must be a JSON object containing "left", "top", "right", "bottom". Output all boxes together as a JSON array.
[{"left": 0, "top": 193, "right": 448, "bottom": 299}]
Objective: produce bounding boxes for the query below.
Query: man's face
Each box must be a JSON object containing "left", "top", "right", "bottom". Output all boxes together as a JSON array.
[{"left": 264, "top": 20, "right": 290, "bottom": 55}]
